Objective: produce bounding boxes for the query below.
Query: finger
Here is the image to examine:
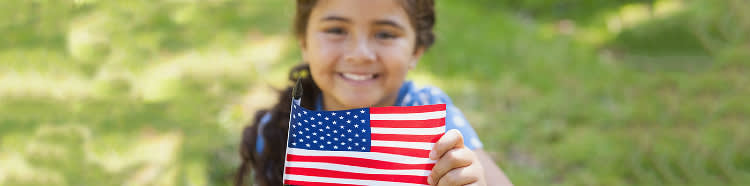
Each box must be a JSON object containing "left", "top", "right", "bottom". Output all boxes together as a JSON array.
[
  {"left": 429, "top": 148, "right": 474, "bottom": 185},
  {"left": 435, "top": 166, "right": 480, "bottom": 186},
  {"left": 430, "top": 129, "right": 464, "bottom": 160}
]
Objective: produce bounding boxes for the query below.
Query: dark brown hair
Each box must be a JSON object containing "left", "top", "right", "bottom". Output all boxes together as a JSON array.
[{"left": 235, "top": 1, "right": 435, "bottom": 185}]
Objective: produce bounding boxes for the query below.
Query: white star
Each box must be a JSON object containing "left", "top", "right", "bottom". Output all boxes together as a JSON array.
[
  {"left": 362, "top": 147, "right": 366, "bottom": 150},
  {"left": 355, "top": 134, "right": 359, "bottom": 137},
  {"left": 332, "top": 121, "right": 337, "bottom": 125},
  {"left": 312, "top": 132, "right": 317, "bottom": 136},
  {"left": 298, "top": 131, "right": 303, "bottom": 134},
  {"left": 346, "top": 120, "right": 351, "bottom": 124},
  {"left": 306, "top": 135, "right": 310, "bottom": 139},
  {"left": 292, "top": 125, "right": 296, "bottom": 128},
  {"left": 313, "top": 140, "right": 317, "bottom": 143},
  {"left": 325, "top": 126, "right": 330, "bottom": 129},
  {"left": 304, "top": 120, "right": 308, "bottom": 123},
  {"left": 340, "top": 126, "right": 344, "bottom": 129},
  {"left": 303, "top": 111, "right": 307, "bottom": 115},
  {"left": 311, "top": 124, "right": 316, "bottom": 128},
  {"left": 341, "top": 142, "right": 345, "bottom": 145},
  {"left": 333, "top": 130, "right": 338, "bottom": 133},
  {"left": 348, "top": 146, "right": 352, "bottom": 150},
  {"left": 348, "top": 138, "right": 352, "bottom": 141},
  {"left": 332, "top": 112, "right": 336, "bottom": 116},
  {"left": 292, "top": 142, "right": 296, "bottom": 146},
  {"left": 355, "top": 143, "right": 359, "bottom": 146},
  {"left": 347, "top": 129, "right": 352, "bottom": 133},
  {"left": 334, "top": 138, "right": 339, "bottom": 141},
  {"left": 310, "top": 117, "right": 315, "bottom": 120},
  {"left": 305, "top": 128, "right": 309, "bottom": 131},
  {"left": 326, "top": 134, "right": 331, "bottom": 137},
  {"left": 339, "top": 116, "right": 344, "bottom": 120},
  {"left": 292, "top": 134, "right": 296, "bottom": 137},
  {"left": 353, "top": 115, "right": 358, "bottom": 119},
  {"left": 327, "top": 141, "right": 331, "bottom": 144},
  {"left": 361, "top": 120, "right": 365, "bottom": 123},
  {"left": 325, "top": 117, "right": 329, "bottom": 120},
  {"left": 346, "top": 112, "right": 351, "bottom": 115},
  {"left": 298, "top": 122, "right": 302, "bottom": 126},
  {"left": 341, "top": 134, "right": 345, "bottom": 137},
  {"left": 361, "top": 129, "right": 366, "bottom": 133},
  {"left": 360, "top": 110, "right": 365, "bottom": 113},
  {"left": 299, "top": 139, "right": 303, "bottom": 142},
  {"left": 297, "top": 113, "right": 301, "bottom": 117},
  {"left": 320, "top": 145, "right": 324, "bottom": 148},
  {"left": 318, "top": 121, "right": 322, "bottom": 125},
  {"left": 354, "top": 124, "right": 359, "bottom": 128},
  {"left": 317, "top": 113, "right": 321, "bottom": 117},
  {"left": 334, "top": 146, "right": 338, "bottom": 149},
  {"left": 306, "top": 144, "right": 310, "bottom": 147},
  {"left": 362, "top": 139, "right": 366, "bottom": 142},
  {"left": 319, "top": 129, "right": 323, "bottom": 132},
  {"left": 320, "top": 136, "right": 324, "bottom": 140}
]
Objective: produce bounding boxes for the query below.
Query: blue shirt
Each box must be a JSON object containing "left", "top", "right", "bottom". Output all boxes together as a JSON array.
[{"left": 256, "top": 81, "right": 484, "bottom": 153}]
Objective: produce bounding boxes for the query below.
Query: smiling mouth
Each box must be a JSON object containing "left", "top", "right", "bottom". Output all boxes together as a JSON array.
[{"left": 339, "top": 73, "right": 380, "bottom": 81}]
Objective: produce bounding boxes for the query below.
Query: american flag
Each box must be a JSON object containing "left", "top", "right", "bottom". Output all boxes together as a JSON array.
[{"left": 283, "top": 101, "right": 446, "bottom": 186}]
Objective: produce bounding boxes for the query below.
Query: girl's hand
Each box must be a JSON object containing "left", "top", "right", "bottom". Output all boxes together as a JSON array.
[{"left": 428, "top": 129, "right": 486, "bottom": 186}]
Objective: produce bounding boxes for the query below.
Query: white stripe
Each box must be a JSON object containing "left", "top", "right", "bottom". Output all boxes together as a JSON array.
[
  {"left": 285, "top": 161, "right": 431, "bottom": 177},
  {"left": 287, "top": 148, "right": 436, "bottom": 164},
  {"left": 285, "top": 174, "right": 428, "bottom": 186},
  {"left": 371, "top": 140, "right": 435, "bottom": 150},
  {"left": 371, "top": 126, "right": 445, "bottom": 135},
  {"left": 370, "top": 111, "right": 446, "bottom": 120}
]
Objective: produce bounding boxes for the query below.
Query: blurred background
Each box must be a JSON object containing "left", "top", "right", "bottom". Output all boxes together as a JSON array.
[{"left": 1, "top": 0, "right": 748, "bottom": 185}]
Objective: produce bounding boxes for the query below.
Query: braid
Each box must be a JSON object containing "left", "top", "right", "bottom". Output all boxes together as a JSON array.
[{"left": 236, "top": 64, "right": 319, "bottom": 186}]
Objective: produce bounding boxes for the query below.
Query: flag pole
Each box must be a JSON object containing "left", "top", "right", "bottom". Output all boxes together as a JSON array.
[{"left": 283, "top": 77, "right": 303, "bottom": 185}]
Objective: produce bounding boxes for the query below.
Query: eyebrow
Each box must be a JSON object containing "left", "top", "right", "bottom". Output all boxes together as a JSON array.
[
  {"left": 321, "top": 16, "right": 351, "bottom": 22},
  {"left": 321, "top": 15, "right": 406, "bottom": 31},
  {"left": 374, "top": 20, "right": 405, "bottom": 31}
]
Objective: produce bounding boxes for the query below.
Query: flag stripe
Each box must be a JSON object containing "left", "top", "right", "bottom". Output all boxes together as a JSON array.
[
  {"left": 286, "top": 154, "right": 434, "bottom": 170},
  {"left": 371, "top": 140, "right": 435, "bottom": 150},
  {"left": 286, "top": 167, "right": 429, "bottom": 185},
  {"left": 284, "top": 180, "right": 360, "bottom": 186},
  {"left": 288, "top": 148, "right": 436, "bottom": 164},
  {"left": 370, "top": 111, "right": 446, "bottom": 121},
  {"left": 370, "top": 146, "right": 431, "bottom": 158},
  {"left": 285, "top": 175, "right": 428, "bottom": 186},
  {"left": 370, "top": 134, "right": 442, "bottom": 143},
  {"left": 370, "top": 118, "right": 445, "bottom": 128},
  {"left": 285, "top": 161, "right": 431, "bottom": 176},
  {"left": 370, "top": 104, "right": 446, "bottom": 114},
  {"left": 371, "top": 126, "right": 445, "bottom": 135}
]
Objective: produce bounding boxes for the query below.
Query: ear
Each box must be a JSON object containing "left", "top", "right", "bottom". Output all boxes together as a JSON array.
[
  {"left": 299, "top": 40, "right": 309, "bottom": 62},
  {"left": 408, "top": 47, "right": 425, "bottom": 70}
]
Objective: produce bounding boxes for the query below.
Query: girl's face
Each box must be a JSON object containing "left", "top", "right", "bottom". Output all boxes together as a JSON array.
[{"left": 303, "top": 0, "right": 423, "bottom": 110}]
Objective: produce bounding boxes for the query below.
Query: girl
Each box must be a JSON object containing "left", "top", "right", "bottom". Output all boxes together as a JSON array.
[{"left": 237, "top": 0, "right": 512, "bottom": 185}]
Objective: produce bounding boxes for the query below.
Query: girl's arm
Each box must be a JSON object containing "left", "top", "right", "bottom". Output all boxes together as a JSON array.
[{"left": 476, "top": 149, "right": 513, "bottom": 186}]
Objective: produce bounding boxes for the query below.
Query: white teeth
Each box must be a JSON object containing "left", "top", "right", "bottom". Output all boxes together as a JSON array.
[{"left": 341, "top": 73, "right": 375, "bottom": 81}]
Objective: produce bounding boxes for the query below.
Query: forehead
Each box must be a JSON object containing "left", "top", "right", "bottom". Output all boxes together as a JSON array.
[{"left": 310, "top": 0, "right": 411, "bottom": 24}]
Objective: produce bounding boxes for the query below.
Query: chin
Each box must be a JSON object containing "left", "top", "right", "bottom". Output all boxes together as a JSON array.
[{"left": 340, "top": 96, "right": 380, "bottom": 109}]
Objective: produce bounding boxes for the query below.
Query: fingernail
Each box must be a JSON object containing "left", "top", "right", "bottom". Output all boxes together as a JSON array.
[
  {"left": 427, "top": 175, "right": 433, "bottom": 185},
  {"left": 429, "top": 151, "right": 436, "bottom": 159}
]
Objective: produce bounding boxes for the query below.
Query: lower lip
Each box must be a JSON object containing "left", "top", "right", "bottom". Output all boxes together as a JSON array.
[{"left": 338, "top": 73, "right": 379, "bottom": 86}]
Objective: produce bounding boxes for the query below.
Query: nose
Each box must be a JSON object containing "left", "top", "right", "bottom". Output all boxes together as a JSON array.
[{"left": 343, "top": 36, "right": 376, "bottom": 64}]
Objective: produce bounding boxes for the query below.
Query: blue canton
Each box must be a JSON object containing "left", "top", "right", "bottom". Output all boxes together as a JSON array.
[{"left": 288, "top": 103, "right": 371, "bottom": 152}]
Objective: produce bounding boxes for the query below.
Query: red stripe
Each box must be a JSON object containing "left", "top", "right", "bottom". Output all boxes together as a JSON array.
[
  {"left": 369, "top": 104, "right": 446, "bottom": 114},
  {"left": 284, "top": 180, "right": 362, "bottom": 186},
  {"left": 371, "top": 134, "right": 443, "bottom": 143},
  {"left": 370, "top": 146, "right": 431, "bottom": 158},
  {"left": 286, "top": 154, "right": 434, "bottom": 170},
  {"left": 370, "top": 118, "right": 444, "bottom": 128},
  {"left": 285, "top": 167, "right": 429, "bottom": 185}
]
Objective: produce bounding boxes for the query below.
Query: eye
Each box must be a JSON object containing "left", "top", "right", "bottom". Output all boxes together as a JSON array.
[
  {"left": 375, "top": 31, "right": 397, "bottom": 39},
  {"left": 325, "top": 27, "right": 346, "bottom": 35}
]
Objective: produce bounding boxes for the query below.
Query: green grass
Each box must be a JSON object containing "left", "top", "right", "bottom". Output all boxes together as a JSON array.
[{"left": 1, "top": 0, "right": 748, "bottom": 185}]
